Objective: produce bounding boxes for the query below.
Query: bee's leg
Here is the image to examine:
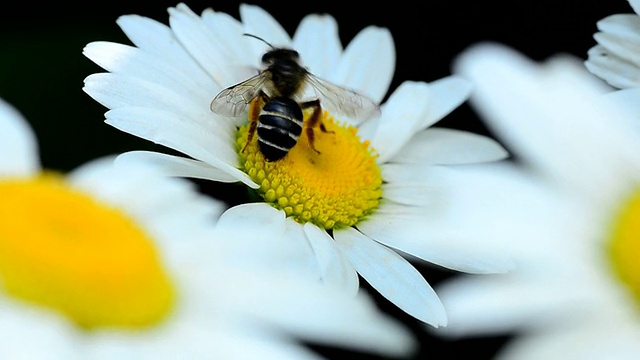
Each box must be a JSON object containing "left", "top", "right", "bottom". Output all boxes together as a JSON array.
[
  {"left": 242, "top": 93, "right": 267, "bottom": 153},
  {"left": 300, "top": 100, "right": 323, "bottom": 154},
  {"left": 242, "top": 120, "right": 258, "bottom": 153}
]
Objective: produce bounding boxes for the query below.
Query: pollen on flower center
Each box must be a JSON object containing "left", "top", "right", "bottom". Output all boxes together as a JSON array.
[
  {"left": 608, "top": 188, "right": 640, "bottom": 309},
  {"left": 0, "top": 174, "right": 175, "bottom": 329},
  {"left": 237, "top": 106, "right": 382, "bottom": 230}
]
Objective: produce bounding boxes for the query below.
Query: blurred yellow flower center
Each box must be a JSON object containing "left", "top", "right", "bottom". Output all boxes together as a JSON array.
[
  {"left": 0, "top": 174, "right": 175, "bottom": 329},
  {"left": 608, "top": 189, "right": 640, "bottom": 308},
  {"left": 238, "top": 105, "right": 382, "bottom": 230}
]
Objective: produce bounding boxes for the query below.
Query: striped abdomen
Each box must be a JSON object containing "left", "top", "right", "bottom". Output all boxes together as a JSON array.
[{"left": 257, "top": 97, "right": 304, "bottom": 162}]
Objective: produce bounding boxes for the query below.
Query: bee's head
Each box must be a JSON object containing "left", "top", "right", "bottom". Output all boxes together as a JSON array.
[
  {"left": 262, "top": 48, "right": 300, "bottom": 66},
  {"left": 242, "top": 33, "right": 300, "bottom": 67}
]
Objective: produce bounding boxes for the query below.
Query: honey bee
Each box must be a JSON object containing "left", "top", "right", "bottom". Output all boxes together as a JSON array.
[{"left": 210, "top": 34, "right": 381, "bottom": 162}]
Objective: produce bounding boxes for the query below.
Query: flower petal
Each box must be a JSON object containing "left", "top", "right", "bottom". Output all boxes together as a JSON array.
[
  {"left": 419, "top": 75, "right": 472, "bottom": 130},
  {"left": 215, "top": 203, "right": 320, "bottom": 278},
  {"left": 594, "top": 14, "right": 640, "bottom": 65},
  {"left": 83, "top": 72, "right": 225, "bottom": 132},
  {"left": 334, "top": 227, "right": 447, "bottom": 327},
  {"left": 168, "top": 3, "right": 241, "bottom": 88},
  {"left": 103, "top": 106, "right": 253, "bottom": 187},
  {"left": 115, "top": 13, "right": 209, "bottom": 81},
  {"left": 0, "top": 301, "right": 76, "bottom": 359},
  {"left": 210, "top": 266, "right": 417, "bottom": 357},
  {"left": 365, "top": 76, "right": 472, "bottom": 163},
  {"left": 0, "top": 98, "right": 39, "bottom": 176},
  {"left": 363, "top": 164, "right": 523, "bottom": 274},
  {"left": 67, "top": 156, "right": 225, "bottom": 246},
  {"left": 603, "top": 87, "right": 640, "bottom": 129},
  {"left": 632, "top": 0, "right": 640, "bottom": 15},
  {"left": 83, "top": 41, "right": 216, "bottom": 108},
  {"left": 302, "top": 223, "right": 359, "bottom": 295},
  {"left": 200, "top": 8, "right": 258, "bottom": 84},
  {"left": 366, "top": 81, "right": 431, "bottom": 163},
  {"left": 240, "top": 3, "right": 292, "bottom": 55},
  {"left": 292, "top": 14, "right": 342, "bottom": 78},
  {"left": 389, "top": 127, "right": 508, "bottom": 165},
  {"left": 498, "top": 322, "right": 640, "bottom": 360},
  {"left": 436, "top": 274, "right": 569, "bottom": 337},
  {"left": 585, "top": 45, "right": 640, "bottom": 89},
  {"left": 115, "top": 150, "right": 251, "bottom": 185},
  {"left": 456, "top": 43, "right": 640, "bottom": 205},
  {"left": 332, "top": 26, "right": 395, "bottom": 103}
]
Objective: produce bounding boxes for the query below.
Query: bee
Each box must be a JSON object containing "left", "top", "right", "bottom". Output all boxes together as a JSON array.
[{"left": 210, "top": 34, "right": 381, "bottom": 162}]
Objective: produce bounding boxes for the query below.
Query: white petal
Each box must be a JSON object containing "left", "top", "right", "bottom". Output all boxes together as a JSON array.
[
  {"left": 361, "top": 164, "right": 526, "bottom": 274},
  {"left": 302, "top": 223, "right": 359, "bottom": 294},
  {"left": 200, "top": 8, "right": 258, "bottom": 84},
  {"left": 240, "top": 4, "right": 292, "bottom": 57},
  {"left": 389, "top": 127, "right": 508, "bottom": 165},
  {"left": 0, "top": 98, "right": 39, "bottom": 176},
  {"left": 168, "top": 3, "right": 241, "bottom": 87},
  {"left": 67, "top": 160, "right": 223, "bottom": 269},
  {"left": 368, "top": 81, "right": 431, "bottom": 163},
  {"left": 214, "top": 268, "right": 417, "bottom": 357},
  {"left": 115, "top": 150, "right": 253, "bottom": 186},
  {"left": 0, "top": 302, "right": 77, "bottom": 358},
  {"left": 115, "top": 14, "right": 210, "bottom": 82},
  {"left": 85, "top": 71, "right": 235, "bottom": 142},
  {"left": 420, "top": 75, "right": 472, "bottom": 129},
  {"left": 597, "top": 13, "right": 640, "bottom": 44},
  {"left": 82, "top": 42, "right": 215, "bottom": 107},
  {"left": 292, "top": 14, "right": 342, "bottom": 78},
  {"left": 217, "top": 202, "right": 287, "bottom": 236},
  {"left": 436, "top": 274, "right": 568, "bottom": 338},
  {"left": 103, "top": 106, "right": 249, "bottom": 184},
  {"left": 367, "top": 76, "right": 472, "bottom": 164},
  {"left": 593, "top": 30, "right": 640, "bottom": 70},
  {"left": 455, "top": 43, "right": 640, "bottom": 204},
  {"left": 357, "top": 209, "right": 512, "bottom": 274},
  {"left": 632, "top": 0, "right": 640, "bottom": 15},
  {"left": 585, "top": 45, "right": 640, "bottom": 88},
  {"left": 83, "top": 73, "right": 224, "bottom": 133},
  {"left": 334, "top": 227, "right": 447, "bottom": 327},
  {"left": 332, "top": 26, "right": 395, "bottom": 103},
  {"left": 214, "top": 203, "right": 320, "bottom": 278},
  {"left": 594, "top": 14, "right": 640, "bottom": 65},
  {"left": 603, "top": 87, "right": 640, "bottom": 130},
  {"left": 497, "top": 322, "right": 640, "bottom": 360}
]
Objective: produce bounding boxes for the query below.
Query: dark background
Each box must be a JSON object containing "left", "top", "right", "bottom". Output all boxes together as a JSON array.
[{"left": 0, "top": 1, "right": 632, "bottom": 359}]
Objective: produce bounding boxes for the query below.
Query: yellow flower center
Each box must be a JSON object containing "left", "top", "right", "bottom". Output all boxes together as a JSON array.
[
  {"left": 0, "top": 174, "right": 175, "bottom": 330},
  {"left": 608, "top": 188, "right": 640, "bottom": 309},
  {"left": 238, "top": 103, "right": 382, "bottom": 230}
]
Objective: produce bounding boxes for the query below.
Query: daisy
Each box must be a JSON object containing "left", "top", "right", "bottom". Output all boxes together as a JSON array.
[
  {"left": 82, "top": 2, "right": 510, "bottom": 327},
  {"left": 0, "top": 97, "right": 416, "bottom": 359},
  {"left": 584, "top": 0, "right": 640, "bottom": 125},
  {"left": 434, "top": 42, "right": 640, "bottom": 359},
  {"left": 585, "top": 0, "right": 640, "bottom": 89}
]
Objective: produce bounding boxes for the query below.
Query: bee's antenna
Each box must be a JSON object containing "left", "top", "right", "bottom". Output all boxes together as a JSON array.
[{"left": 242, "top": 33, "right": 275, "bottom": 49}]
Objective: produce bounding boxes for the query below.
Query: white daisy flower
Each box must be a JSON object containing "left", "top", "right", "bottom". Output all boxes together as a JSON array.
[
  {"left": 83, "top": 2, "right": 509, "bottom": 327},
  {"left": 584, "top": 0, "right": 640, "bottom": 126},
  {"left": 0, "top": 97, "right": 416, "bottom": 359},
  {"left": 434, "top": 42, "right": 640, "bottom": 359},
  {"left": 585, "top": 0, "right": 640, "bottom": 89}
]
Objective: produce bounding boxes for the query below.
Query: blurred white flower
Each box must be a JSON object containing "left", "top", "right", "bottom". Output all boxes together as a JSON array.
[
  {"left": 434, "top": 42, "right": 640, "bottom": 359},
  {"left": 0, "top": 97, "right": 416, "bottom": 359},
  {"left": 83, "top": 2, "right": 509, "bottom": 327}
]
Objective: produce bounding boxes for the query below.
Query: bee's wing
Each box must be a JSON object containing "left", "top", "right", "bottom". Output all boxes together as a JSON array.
[
  {"left": 304, "top": 73, "right": 381, "bottom": 121},
  {"left": 210, "top": 72, "right": 268, "bottom": 117}
]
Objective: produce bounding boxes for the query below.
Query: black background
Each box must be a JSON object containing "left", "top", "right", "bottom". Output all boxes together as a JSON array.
[{"left": 0, "top": 1, "right": 632, "bottom": 359}]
